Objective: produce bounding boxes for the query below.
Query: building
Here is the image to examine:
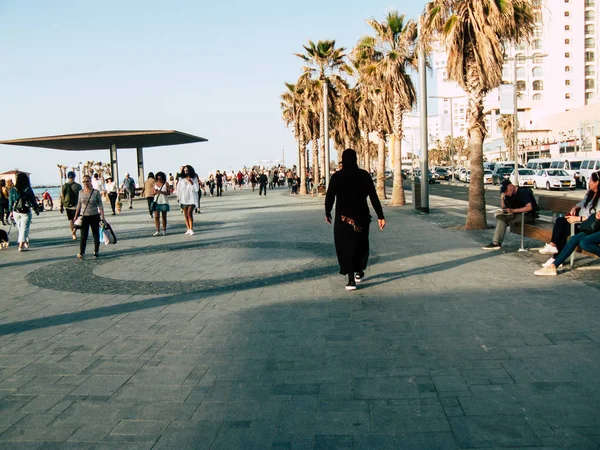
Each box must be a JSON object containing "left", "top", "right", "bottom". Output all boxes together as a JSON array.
[{"left": 0, "top": 170, "right": 30, "bottom": 185}]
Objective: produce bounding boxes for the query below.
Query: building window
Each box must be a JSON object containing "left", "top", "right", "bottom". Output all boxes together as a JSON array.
[
  {"left": 517, "top": 80, "right": 527, "bottom": 91},
  {"left": 533, "top": 94, "right": 543, "bottom": 101},
  {"left": 565, "top": 38, "right": 571, "bottom": 45},
  {"left": 565, "top": 52, "right": 571, "bottom": 58},
  {"left": 565, "top": 93, "right": 571, "bottom": 99},
  {"left": 533, "top": 39, "right": 542, "bottom": 50},
  {"left": 586, "top": 92, "right": 594, "bottom": 101},
  {"left": 565, "top": 11, "right": 570, "bottom": 17},
  {"left": 586, "top": 65, "right": 595, "bottom": 76},
  {"left": 516, "top": 43, "right": 526, "bottom": 51},
  {"left": 586, "top": 10, "right": 595, "bottom": 20},
  {"left": 586, "top": 0, "right": 595, "bottom": 6},
  {"left": 502, "top": 67, "right": 510, "bottom": 80},
  {"left": 586, "top": 51, "right": 595, "bottom": 62},
  {"left": 565, "top": 80, "right": 571, "bottom": 86},
  {"left": 516, "top": 53, "right": 526, "bottom": 64},
  {"left": 517, "top": 67, "right": 526, "bottom": 78},
  {"left": 565, "top": 65, "right": 571, "bottom": 72},
  {"left": 532, "top": 67, "right": 543, "bottom": 77},
  {"left": 565, "top": 24, "right": 571, "bottom": 31},
  {"left": 586, "top": 79, "right": 595, "bottom": 89},
  {"left": 586, "top": 38, "right": 595, "bottom": 49},
  {"left": 532, "top": 54, "right": 544, "bottom": 64},
  {"left": 585, "top": 24, "right": 595, "bottom": 34},
  {"left": 533, "top": 80, "right": 544, "bottom": 91}
]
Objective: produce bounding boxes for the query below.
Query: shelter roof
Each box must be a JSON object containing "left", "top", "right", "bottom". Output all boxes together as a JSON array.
[
  {"left": 0, "top": 170, "right": 30, "bottom": 175},
  {"left": 0, "top": 130, "right": 207, "bottom": 151}
]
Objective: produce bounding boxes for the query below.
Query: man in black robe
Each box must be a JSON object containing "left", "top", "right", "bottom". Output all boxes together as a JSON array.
[{"left": 325, "top": 149, "right": 386, "bottom": 290}]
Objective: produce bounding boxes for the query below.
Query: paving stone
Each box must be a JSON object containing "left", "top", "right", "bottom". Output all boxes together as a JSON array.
[{"left": 449, "top": 415, "right": 542, "bottom": 448}]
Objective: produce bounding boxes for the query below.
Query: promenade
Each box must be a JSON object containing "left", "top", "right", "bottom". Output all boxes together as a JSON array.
[{"left": 0, "top": 188, "right": 599, "bottom": 449}]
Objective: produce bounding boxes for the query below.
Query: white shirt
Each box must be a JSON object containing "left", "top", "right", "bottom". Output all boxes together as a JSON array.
[
  {"left": 177, "top": 177, "right": 199, "bottom": 205},
  {"left": 105, "top": 181, "right": 117, "bottom": 193},
  {"left": 92, "top": 178, "right": 104, "bottom": 192}
]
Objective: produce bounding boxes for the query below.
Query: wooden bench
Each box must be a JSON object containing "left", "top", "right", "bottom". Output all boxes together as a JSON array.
[{"left": 509, "top": 194, "right": 598, "bottom": 267}]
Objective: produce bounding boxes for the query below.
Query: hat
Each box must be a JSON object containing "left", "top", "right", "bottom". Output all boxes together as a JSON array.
[
  {"left": 500, "top": 178, "right": 512, "bottom": 193},
  {"left": 67, "top": 171, "right": 76, "bottom": 179}
]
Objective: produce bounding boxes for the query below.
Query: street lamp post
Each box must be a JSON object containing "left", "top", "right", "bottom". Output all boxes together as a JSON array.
[
  {"left": 418, "top": 41, "right": 429, "bottom": 214},
  {"left": 430, "top": 95, "right": 466, "bottom": 185}
]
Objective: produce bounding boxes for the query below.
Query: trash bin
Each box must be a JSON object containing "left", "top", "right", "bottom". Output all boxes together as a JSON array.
[{"left": 412, "top": 181, "right": 421, "bottom": 211}]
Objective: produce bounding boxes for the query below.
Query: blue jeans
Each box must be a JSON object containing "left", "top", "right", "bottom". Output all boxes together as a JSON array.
[
  {"left": 554, "top": 231, "right": 600, "bottom": 267},
  {"left": 13, "top": 211, "right": 32, "bottom": 244}
]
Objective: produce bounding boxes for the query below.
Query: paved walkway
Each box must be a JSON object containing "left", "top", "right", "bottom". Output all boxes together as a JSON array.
[{"left": 0, "top": 187, "right": 599, "bottom": 449}]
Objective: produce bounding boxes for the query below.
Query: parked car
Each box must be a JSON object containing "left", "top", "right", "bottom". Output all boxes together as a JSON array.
[
  {"left": 433, "top": 167, "right": 449, "bottom": 180},
  {"left": 413, "top": 169, "right": 435, "bottom": 184},
  {"left": 483, "top": 170, "right": 493, "bottom": 184},
  {"left": 532, "top": 169, "right": 576, "bottom": 190},
  {"left": 510, "top": 169, "right": 536, "bottom": 187},
  {"left": 491, "top": 167, "right": 513, "bottom": 185},
  {"left": 465, "top": 170, "right": 471, "bottom": 183},
  {"left": 458, "top": 168, "right": 468, "bottom": 182}
]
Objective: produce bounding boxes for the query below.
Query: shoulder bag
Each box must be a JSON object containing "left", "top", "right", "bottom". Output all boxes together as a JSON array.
[
  {"left": 73, "top": 189, "right": 94, "bottom": 229},
  {"left": 580, "top": 214, "right": 600, "bottom": 235}
]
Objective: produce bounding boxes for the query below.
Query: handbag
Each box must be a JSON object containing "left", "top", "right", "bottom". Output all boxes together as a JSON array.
[
  {"left": 73, "top": 189, "right": 94, "bottom": 229},
  {"left": 580, "top": 215, "right": 600, "bottom": 235},
  {"left": 100, "top": 220, "right": 117, "bottom": 244}
]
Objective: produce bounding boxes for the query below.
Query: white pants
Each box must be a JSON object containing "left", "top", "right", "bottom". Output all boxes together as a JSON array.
[{"left": 13, "top": 211, "right": 32, "bottom": 244}]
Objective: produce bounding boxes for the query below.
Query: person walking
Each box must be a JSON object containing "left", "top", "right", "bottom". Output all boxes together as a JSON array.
[
  {"left": 8, "top": 172, "right": 40, "bottom": 252},
  {"left": 152, "top": 171, "right": 170, "bottom": 236},
  {"left": 141, "top": 172, "right": 156, "bottom": 218},
  {"left": 0, "top": 179, "right": 9, "bottom": 225},
  {"left": 325, "top": 149, "right": 386, "bottom": 291},
  {"left": 259, "top": 170, "right": 268, "bottom": 196},
  {"left": 73, "top": 175, "right": 106, "bottom": 259},
  {"left": 215, "top": 170, "right": 223, "bottom": 197},
  {"left": 176, "top": 165, "right": 199, "bottom": 235},
  {"left": 60, "top": 171, "right": 82, "bottom": 240},
  {"left": 121, "top": 172, "right": 136, "bottom": 209},
  {"left": 105, "top": 177, "right": 118, "bottom": 215}
]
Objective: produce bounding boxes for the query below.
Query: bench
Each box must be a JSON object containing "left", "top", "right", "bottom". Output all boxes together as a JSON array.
[{"left": 509, "top": 195, "right": 598, "bottom": 267}]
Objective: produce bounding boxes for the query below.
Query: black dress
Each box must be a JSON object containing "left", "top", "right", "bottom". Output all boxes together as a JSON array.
[{"left": 325, "top": 168, "right": 384, "bottom": 275}]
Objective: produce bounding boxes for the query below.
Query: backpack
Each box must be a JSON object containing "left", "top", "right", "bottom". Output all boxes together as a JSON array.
[
  {"left": 13, "top": 190, "right": 31, "bottom": 213},
  {"left": 62, "top": 183, "right": 78, "bottom": 208}
]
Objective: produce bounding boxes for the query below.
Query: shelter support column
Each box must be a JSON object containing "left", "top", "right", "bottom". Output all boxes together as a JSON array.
[
  {"left": 136, "top": 147, "right": 144, "bottom": 187},
  {"left": 110, "top": 144, "right": 119, "bottom": 184}
]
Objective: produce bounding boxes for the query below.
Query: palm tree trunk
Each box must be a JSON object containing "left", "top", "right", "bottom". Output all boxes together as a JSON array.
[
  {"left": 390, "top": 100, "right": 406, "bottom": 206},
  {"left": 363, "top": 133, "right": 371, "bottom": 173},
  {"left": 376, "top": 130, "right": 386, "bottom": 200},
  {"left": 299, "top": 140, "right": 307, "bottom": 196},
  {"left": 465, "top": 89, "right": 487, "bottom": 229}
]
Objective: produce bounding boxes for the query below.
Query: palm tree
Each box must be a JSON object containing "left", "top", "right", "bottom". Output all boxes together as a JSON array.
[
  {"left": 296, "top": 40, "right": 352, "bottom": 186},
  {"left": 281, "top": 82, "right": 310, "bottom": 195},
  {"left": 496, "top": 114, "right": 518, "bottom": 161},
  {"left": 421, "top": 0, "right": 534, "bottom": 229},
  {"left": 358, "top": 11, "right": 418, "bottom": 206}
]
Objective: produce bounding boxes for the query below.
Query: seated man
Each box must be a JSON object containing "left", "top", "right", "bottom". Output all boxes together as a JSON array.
[{"left": 483, "top": 179, "right": 539, "bottom": 250}]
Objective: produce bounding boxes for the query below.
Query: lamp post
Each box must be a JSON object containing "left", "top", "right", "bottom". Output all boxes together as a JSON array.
[
  {"left": 430, "top": 95, "right": 466, "bottom": 185},
  {"left": 418, "top": 40, "right": 429, "bottom": 214},
  {"left": 503, "top": 52, "right": 547, "bottom": 185}
]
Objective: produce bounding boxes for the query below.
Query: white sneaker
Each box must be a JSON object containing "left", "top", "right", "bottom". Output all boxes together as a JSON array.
[
  {"left": 162, "top": 231, "right": 166, "bottom": 236},
  {"left": 188, "top": 230, "right": 194, "bottom": 236},
  {"left": 153, "top": 231, "right": 160, "bottom": 237},
  {"left": 534, "top": 266, "right": 557, "bottom": 276},
  {"left": 539, "top": 244, "right": 558, "bottom": 255},
  {"left": 542, "top": 257, "right": 555, "bottom": 268},
  {"left": 185, "top": 230, "right": 191, "bottom": 235}
]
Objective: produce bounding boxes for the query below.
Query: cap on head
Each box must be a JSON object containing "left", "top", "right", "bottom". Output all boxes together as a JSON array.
[
  {"left": 67, "top": 171, "right": 76, "bottom": 179},
  {"left": 500, "top": 178, "right": 512, "bottom": 193}
]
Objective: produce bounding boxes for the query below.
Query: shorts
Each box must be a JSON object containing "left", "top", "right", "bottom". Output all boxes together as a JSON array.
[
  {"left": 66, "top": 209, "right": 76, "bottom": 221},
  {"left": 180, "top": 204, "right": 195, "bottom": 208},
  {"left": 154, "top": 204, "right": 170, "bottom": 213}
]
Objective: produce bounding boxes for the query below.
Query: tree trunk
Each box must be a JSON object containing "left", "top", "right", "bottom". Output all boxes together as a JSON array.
[
  {"left": 376, "top": 131, "right": 387, "bottom": 200},
  {"left": 299, "top": 141, "right": 307, "bottom": 196},
  {"left": 363, "top": 134, "right": 371, "bottom": 173},
  {"left": 390, "top": 100, "right": 406, "bottom": 206},
  {"left": 465, "top": 82, "right": 487, "bottom": 229}
]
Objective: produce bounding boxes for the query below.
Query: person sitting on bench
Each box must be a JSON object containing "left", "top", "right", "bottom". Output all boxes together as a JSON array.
[
  {"left": 539, "top": 171, "right": 599, "bottom": 255},
  {"left": 483, "top": 179, "right": 539, "bottom": 251}
]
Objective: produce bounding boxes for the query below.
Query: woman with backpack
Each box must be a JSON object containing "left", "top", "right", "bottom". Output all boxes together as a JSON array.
[{"left": 8, "top": 172, "right": 39, "bottom": 252}]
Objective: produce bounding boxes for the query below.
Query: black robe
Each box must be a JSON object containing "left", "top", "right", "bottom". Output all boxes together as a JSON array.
[{"left": 325, "top": 168, "right": 384, "bottom": 275}]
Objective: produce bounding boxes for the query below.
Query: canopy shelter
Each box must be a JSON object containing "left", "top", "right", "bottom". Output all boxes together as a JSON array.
[{"left": 0, "top": 130, "right": 208, "bottom": 186}]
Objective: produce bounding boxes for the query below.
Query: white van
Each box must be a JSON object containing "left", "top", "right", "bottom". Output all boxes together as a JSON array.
[
  {"left": 526, "top": 158, "right": 552, "bottom": 171},
  {"left": 579, "top": 159, "right": 600, "bottom": 188}
]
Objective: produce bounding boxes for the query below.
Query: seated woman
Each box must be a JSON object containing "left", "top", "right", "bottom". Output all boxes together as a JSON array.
[
  {"left": 539, "top": 171, "right": 599, "bottom": 255},
  {"left": 535, "top": 210, "right": 600, "bottom": 276}
]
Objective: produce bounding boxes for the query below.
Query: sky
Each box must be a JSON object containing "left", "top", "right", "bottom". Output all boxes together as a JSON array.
[{"left": 0, "top": 0, "right": 429, "bottom": 185}]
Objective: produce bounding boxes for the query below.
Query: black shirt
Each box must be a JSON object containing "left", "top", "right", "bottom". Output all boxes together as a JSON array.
[{"left": 505, "top": 187, "right": 539, "bottom": 218}]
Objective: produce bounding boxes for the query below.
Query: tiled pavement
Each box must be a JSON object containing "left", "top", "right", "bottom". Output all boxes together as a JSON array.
[{"left": 0, "top": 187, "right": 599, "bottom": 449}]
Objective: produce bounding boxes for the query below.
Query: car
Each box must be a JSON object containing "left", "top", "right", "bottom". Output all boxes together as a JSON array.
[
  {"left": 465, "top": 170, "right": 471, "bottom": 183},
  {"left": 510, "top": 169, "right": 536, "bottom": 187},
  {"left": 483, "top": 170, "right": 493, "bottom": 184},
  {"left": 458, "top": 168, "right": 468, "bottom": 182},
  {"left": 433, "top": 167, "right": 449, "bottom": 180},
  {"left": 413, "top": 169, "right": 435, "bottom": 184},
  {"left": 491, "top": 167, "right": 513, "bottom": 185},
  {"left": 532, "top": 169, "right": 576, "bottom": 190}
]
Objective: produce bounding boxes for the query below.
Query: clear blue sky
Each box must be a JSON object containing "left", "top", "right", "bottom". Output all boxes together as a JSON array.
[{"left": 0, "top": 0, "right": 429, "bottom": 185}]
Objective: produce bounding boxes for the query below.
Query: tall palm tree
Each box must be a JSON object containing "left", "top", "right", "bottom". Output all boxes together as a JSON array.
[
  {"left": 281, "top": 82, "right": 310, "bottom": 195},
  {"left": 421, "top": 0, "right": 534, "bottom": 229},
  {"left": 358, "top": 11, "right": 418, "bottom": 206},
  {"left": 496, "top": 114, "right": 518, "bottom": 161},
  {"left": 296, "top": 40, "right": 352, "bottom": 185}
]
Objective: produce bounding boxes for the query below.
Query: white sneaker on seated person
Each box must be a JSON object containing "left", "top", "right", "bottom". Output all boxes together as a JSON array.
[{"left": 539, "top": 243, "right": 558, "bottom": 255}]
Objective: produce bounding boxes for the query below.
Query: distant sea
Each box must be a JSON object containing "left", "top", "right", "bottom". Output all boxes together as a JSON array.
[{"left": 32, "top": 186, "right": 61, "bottom": 199}]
